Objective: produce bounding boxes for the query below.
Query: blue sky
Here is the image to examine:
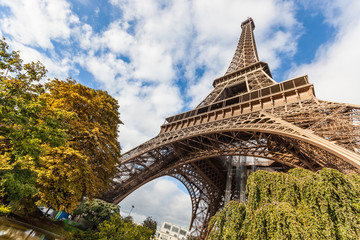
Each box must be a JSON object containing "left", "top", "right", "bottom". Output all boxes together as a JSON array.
[{"left": 1, "top": 0, "right": 360, "bottom": 229}]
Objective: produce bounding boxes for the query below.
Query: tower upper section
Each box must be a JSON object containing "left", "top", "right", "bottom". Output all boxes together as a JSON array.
[{"left": 225, "top": 17, "right": 259, "bottom": 75}]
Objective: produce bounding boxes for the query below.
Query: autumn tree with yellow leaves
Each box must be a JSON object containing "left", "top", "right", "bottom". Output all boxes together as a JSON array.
[
  {"left": 43, "top": 79, "right": 122, "bottom": 193},
  {"left": 0, "top": 37, "right": 122, "bottom": 214}
]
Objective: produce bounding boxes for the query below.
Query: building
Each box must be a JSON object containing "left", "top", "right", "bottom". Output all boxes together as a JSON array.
[{"left": 156, "top": 222, "right": 190, "bottom": 240}]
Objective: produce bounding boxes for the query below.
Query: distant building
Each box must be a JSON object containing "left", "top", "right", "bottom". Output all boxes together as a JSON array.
[{"left": 156, "top": 222, "right": 190, "bottom": 240}]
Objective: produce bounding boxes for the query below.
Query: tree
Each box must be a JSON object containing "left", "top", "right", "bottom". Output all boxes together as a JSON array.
[
  {"left": 97, "top": 214, "right": 153, "bottom": 240},
  {"left": 72, "top": 198, "right": 120, "bottom": 228},
  {"left": 36, "top": 146, "right": 98, "bottom": 212},
  {"left": 70, "top": 214, "right": 155, "bottom": 240},
  {"left": 207, "top": 201, "right": 246, "bottom": 239},
  {"left": 0, "top": 37, "right": 68, "bottom": 212},
  {"left": 0, "top": 38, "right": 122, "bottom": 213},
  {"left": 143, "top": 216, "right": 157, "bottom": 237},
  {"left": 207, "top": 168, "right": 360, "bottom": 240},
  {"left": 36, "top": 79, "right": 122, "bottom": 212},
  {"left": 43, "top": 79, "right": 122, "bottom": 193}
]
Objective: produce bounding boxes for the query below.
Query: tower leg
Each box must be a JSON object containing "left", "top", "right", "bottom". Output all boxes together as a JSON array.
[
  {"left": 252, "top": 157, "right": 257, "bottom": 173},
  {"left": 224, "top": 157, "right": 233, "bottom": 205},
  {"left": 239, "top": 156, "right": 247, "bottom": 203},
  {"left": 234, "top": 156, "right": 240, "bottom": 199}
]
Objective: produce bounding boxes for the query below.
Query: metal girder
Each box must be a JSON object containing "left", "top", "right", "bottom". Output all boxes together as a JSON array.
[{"left": 102, "top": 115, "right": 360, "bottom": 235}]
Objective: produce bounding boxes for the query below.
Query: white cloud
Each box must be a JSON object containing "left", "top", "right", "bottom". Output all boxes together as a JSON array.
[
  {"left": 78, "top": 53, "right": 131, "bottom": 93},
  {"left": 298, "top": 0, "right": 360, "bottom": 30},
  {"left": 132, "top": 43, "right": 175, "bottom": 82},
  {"left": 119, "top": 177, "right": 192, "bottom": 229},
  {"left": 0, "top": 0, "right": 78, "bottom": 49},
  {"left": 8, "top": 40, "right": 75, "bottom": 80},
  {"left": 115, "top": 81, "right": 183, "bottom": 151},
  {"left": 0, "top": 0, "right": 83, "bottom": 81},
  {"left": 289, "top": 0, "right": 360, "bottom": 105},
  {"left": 101, "top": 21, "right": 134, "bottom": 54},
  {"left": 75, "top": 23, "right": 98, "bottom": 51},
  {"left": 260, "top": 30, "right": 297, "bottom": 70}
]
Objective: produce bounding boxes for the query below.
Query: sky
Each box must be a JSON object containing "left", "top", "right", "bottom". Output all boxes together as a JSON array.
[{"left": 1, "top": 0, "right": 360, "bottom": 230}]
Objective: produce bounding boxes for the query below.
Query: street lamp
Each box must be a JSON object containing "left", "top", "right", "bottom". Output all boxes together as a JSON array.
[{"left": 128, "top": 205, "right": 134, "bottom": 217}]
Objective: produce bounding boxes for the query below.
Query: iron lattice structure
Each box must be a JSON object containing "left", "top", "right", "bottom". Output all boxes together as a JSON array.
[{"left": 102, "top": 18, "right": 360, "bottom": 237}]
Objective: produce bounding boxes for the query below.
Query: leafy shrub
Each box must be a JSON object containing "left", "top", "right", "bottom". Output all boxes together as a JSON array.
[{"left": 208, "top": 168, "right": 360, "bottom": 240}]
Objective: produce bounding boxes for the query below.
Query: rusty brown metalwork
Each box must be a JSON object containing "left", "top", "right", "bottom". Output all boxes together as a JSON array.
[{"left": 102, "top": 17, "right": 360, "bottom": 238}]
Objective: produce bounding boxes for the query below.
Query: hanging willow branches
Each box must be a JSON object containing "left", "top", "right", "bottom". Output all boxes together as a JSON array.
[{"left": 207, "top": 168, "right": 360, "bottom": 240}]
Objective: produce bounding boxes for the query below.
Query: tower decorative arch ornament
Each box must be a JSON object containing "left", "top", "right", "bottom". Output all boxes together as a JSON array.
[{"left": 102, "top": 18, "right": 360, "bottom": 237}]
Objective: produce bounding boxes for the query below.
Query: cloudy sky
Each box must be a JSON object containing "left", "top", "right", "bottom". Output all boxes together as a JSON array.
[{"left": 1, "top": 0, "right": 360, "bottom": 229}]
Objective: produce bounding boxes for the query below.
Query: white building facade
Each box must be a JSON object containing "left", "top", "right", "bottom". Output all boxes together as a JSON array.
[{"left": 156, "top": 222, "right": 190, "bottom": 240}]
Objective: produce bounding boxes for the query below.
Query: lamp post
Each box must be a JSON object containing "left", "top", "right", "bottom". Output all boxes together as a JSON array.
[{"left": 128, "top": 205, "right": 134, "bottom": 217}]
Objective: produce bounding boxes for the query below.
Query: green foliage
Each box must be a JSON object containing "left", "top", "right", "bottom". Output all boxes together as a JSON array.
[
  {"left": 97, "top": 214, "right": 153, "bottom": 240},
  {"left": 207, "top": 201, "right": 246, "bottom": 239},
  {"left": 69, "top": 214, "right": 154, "bottom": 240},
  {"left": 73, "top": 198, "right": 120, "bottom": 228},
  {"left": 68, "top": 230, "right": 99, "bottom": 240},
  {"left": 0, "top": 37, "right": 65, "bottom": 212},
  {"left": 0, "top": 38, "right": 122, "bottom": 214},
  {"left": 0, "top": 169, "right": 38, "bottom": 211},
  {"left": 0, "top": 204, "right": 11, "bottom": 216},
  {"left": 143, "top": 216, "right": 157, "bottom": 237},
  {"left": 208, "top": 168, "right": 360, "bottom": 240}
]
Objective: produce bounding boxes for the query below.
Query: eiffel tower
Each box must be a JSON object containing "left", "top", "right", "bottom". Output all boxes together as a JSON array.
[{"left": 102, "top": 18, "right": 360, "bottom": 237}]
